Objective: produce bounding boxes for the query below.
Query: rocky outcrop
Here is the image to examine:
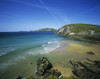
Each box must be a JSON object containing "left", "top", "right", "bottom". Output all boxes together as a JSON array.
[
  {"left": 57, "top": 24, "right": 100, "bottom": 43},
  {"left": 16, "top": 76, "right": 24, "bottom": 79},
  {"left": 69, "top": 58, "right": 100, "bottom": 79},
  {"left": 34, "top": 57, "right": 62, "bottom": 79},
  {"left": 57, "top": 26, "right": 73, "bottom": 35},
  {"left": 86, "top": 51, "right": 95, "bottom": 55}
]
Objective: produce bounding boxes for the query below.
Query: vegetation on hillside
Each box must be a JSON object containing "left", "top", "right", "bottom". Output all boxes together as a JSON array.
[
  {"left": 36, "top": 28, "right": 57, "bottom": 32},
  {"left": 63, "top": 23, "right": 100, "bottom": 33},
  {"left": 57, "top": 23, "right": 100, "bottom": 43}
]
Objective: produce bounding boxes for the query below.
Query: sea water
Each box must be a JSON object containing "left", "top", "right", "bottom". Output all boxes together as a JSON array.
[
  {"left": 0, "top": 32, "right": 68, "bottom": 78},
  {"left": 0, "top": 32, "right": 82, "bottom": 79}
]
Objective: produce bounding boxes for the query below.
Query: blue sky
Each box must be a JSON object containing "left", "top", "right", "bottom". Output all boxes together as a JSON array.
[{"left": 0, "top": 0, "right": 100, "bottom": 32}]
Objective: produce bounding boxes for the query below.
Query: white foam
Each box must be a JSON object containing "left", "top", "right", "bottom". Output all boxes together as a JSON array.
[
  {"left": 43, "top": 41, "right": 60, "bottom": 53},
  {"left": 0, "top": 55, "right": 26, "bottom": 72},
  {"left": 13, "top": 55, "right": 26, "bottom": 61},
  {"left": 42, "top": 45, "right": 45, "bottom": 47},
  {"left": 0, "top": 52, "right": 7, "bottom": 57},
  {"left": 0, "top": 48, "right": 15, "bottom": 57},
  {"left": 0, "top": 60, "right": 16, "bottom": 72},
  {"left": 48, "top": 42, "right": 52, "bottom": 44}
]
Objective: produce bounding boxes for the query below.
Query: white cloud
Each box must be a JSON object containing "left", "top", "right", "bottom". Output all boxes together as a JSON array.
[{"left": 39, "top": 0, "right": 71, "bottom": 24}]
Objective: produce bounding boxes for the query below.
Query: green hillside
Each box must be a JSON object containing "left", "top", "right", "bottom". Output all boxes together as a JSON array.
[
  {"left": 36, "top": 28, "right": 57, "bottom": 32},
  {"left": 57, "top": 23, "right": 100, "bottom": 43},
  {"left": 63, "top": 23, "right": 100, "bottom": 33}
]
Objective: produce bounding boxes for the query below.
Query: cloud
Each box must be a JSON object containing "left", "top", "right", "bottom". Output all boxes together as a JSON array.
[
  {"left": 39, "top": 0, "right": 56, "bottom": 17},
  {"left": 39, "top": 0, "right": 71, "bottom": 24},
  {"left": 4, "top": 0, "right": 71, "bottom": 24},
  {"left": 6, "top": 0, "right": 55, "bottom": 17}
]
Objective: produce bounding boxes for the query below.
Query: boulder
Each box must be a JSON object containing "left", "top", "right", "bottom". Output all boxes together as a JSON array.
[
  {"left": 16, "top": 76, "right": 23, "bottom": 79},
  {"left": 35, "top": 57, "right": 62, "bottom": 79},
  {"left": 36, "top": 57, "right": 53, "bottom": 76},
  {"left": 69, "top": 59, "right": 100, "bottom": 79},
  {"left": 86, "top": 51, "right": 95, "bottom": 55}
]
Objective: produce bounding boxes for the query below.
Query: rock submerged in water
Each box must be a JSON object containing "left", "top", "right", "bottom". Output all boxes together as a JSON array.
[
  {"left": 86, "top": 51, "right": 95, "bottom": 55},
  {"left": 69, "top": 58, "right": 100, "bottom": 79},
  {"left": 34, "top": 57, "right": 62, "bottom": 79},
  {"left": 16, "top": 76, "right": 23, "bottom": 79}
]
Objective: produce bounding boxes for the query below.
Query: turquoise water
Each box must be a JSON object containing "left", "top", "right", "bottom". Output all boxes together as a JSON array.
[
  {"left": 0, "top": 32, "right": 68, "bottom": 71},
  {"left": 0, "top": 32, "right": 66, "bottom": 56},
  {"left": 0, "top": 32, "right": 83, "bottom": 79}
]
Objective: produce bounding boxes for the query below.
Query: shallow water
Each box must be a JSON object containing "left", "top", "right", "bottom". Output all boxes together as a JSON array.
[
  {"left": 0, "top": 32, "right": 65, "bottom": 79},
  {"left": 0, "top": 32, "right": 84, "bottom": 79}
]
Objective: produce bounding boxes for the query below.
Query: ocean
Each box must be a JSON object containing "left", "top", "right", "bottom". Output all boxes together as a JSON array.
[
  {"left": 0, "top": 32, "right": 64, "bottom": 56},
  {"left": 0, "top": 32, "right": 70, "bottom": 79}
]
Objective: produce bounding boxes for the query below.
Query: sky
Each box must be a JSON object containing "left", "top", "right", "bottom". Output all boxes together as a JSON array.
[{"left": 0, "top": 0, "right": 100, "bottom": 32}]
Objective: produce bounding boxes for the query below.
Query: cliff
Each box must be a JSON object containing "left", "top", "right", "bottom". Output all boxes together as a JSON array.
[{"left": 57, "top": 24, "right": 100, "bottom": 43}]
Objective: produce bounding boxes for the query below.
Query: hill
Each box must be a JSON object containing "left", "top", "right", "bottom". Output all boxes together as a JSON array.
[
  {"left": 36, "top": 28, "right": 57, "bottom": 32},
  {"left": 57, "top": 23, "right": 100, "bottom": 43}
]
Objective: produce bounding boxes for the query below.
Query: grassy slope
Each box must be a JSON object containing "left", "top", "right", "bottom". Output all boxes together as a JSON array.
[
  {"left": 63, "top": 23, "right": 100, "bottom": 33},
  {"left": 37, "top": 28, "right": 57, "bottom": 32},
  {"left": 57, "top": 23, "right": 100, "bottom": 43}
]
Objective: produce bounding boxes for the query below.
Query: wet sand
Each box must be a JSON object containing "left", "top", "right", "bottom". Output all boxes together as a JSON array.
[
  {"left": 1, "top": 41, "right": 100, "bottom": 79},
  {"left": 48, "top": 41, "right": 100, "bottom": 77}
]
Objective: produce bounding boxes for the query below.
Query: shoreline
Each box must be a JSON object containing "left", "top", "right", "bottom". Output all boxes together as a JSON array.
[
  {"left": 47, "top": 41, "right": 100, "bottom": 77},
  {"left": 0, "top": 40, "right": 100, "bottom": 79}
]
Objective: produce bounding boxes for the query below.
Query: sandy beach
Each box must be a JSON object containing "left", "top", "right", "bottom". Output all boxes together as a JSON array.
[
  {"left": 47, "top": 41, "right": 100, "bottom": 77},
  {"left": 0, "top": 40, "right": 100, "bottom": 79}
]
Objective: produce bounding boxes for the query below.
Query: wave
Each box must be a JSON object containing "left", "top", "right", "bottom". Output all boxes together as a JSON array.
[
  {"left": 0, "top": 41, "right": 60, "bottom": 71},
  {"left": 0, "top": 41, "right": 60, "bottom": 58},
  {"left": 0, "top": 47, "right": 15, "bottom": 57},
  {"left": 27, "top": 41, "right": 60, "bottom": 54},
  {"left": 0, "top": 55, "right": 26, "bottom": 72},
  {"left": 42, "top": 41, "right": 60, "bottom": 53}
]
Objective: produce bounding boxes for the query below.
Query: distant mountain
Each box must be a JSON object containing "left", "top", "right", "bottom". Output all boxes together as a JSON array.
[
  {"left": 57, "top": 23, "right": 100, "bottom": 43},
  {"left": 36, "top": 28, "right": 57, "bottom": 32}
]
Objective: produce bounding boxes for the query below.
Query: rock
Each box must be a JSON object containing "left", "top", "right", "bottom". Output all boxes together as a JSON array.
[
  {"left": 86, "top": 51, "right": 95, "bottom": 55},
  {"left": 56, "top": 24, "right": 100, "bottom": 43},
  {"left": 69, "top": 59, "right": 100, "bottom": 79},
  {"left": 35, "top": 57, "right": 62, "bottom": 79},
  {"left": 16, "top": 76, "right": 23, "bottom": 79},
  {"left": 49, "top": 69, "right": 62, "bottom": 78},
  {"left": 36, "top": 57, "right": 53, "bottom": 76}
]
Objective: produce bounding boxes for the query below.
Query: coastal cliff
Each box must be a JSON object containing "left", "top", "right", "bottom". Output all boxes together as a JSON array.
[{"left": 57, "top": 24, "right": 100, "bottom": 43}]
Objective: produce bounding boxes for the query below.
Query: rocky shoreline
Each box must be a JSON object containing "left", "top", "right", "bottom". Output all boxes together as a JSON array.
[
  {"left": 34, "top": 57, "right": 62, "bottom": 79},
  {"left": 69, "top": 58, "right": 100, "bottom": 79},
  {"left": 56, "top": 24, "right": 100, "bottom": 43},
  {"left": 16, "top": 56, "right": 100, "bottom": 79},
  {"left": 15, "top": 40, "right": 100, "bottom": 79}
]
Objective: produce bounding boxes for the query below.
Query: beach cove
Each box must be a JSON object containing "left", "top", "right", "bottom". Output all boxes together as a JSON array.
[{"left": 0, "top": 32, "right": 100, "bottom": 79}]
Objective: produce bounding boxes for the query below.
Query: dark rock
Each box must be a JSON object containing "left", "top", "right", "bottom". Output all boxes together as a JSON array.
[
  {"left": 54, "top": 70, "right": 62, "bottom": 78},
  {"left": 35, "top": 57, "right": 62, "bottom": 79},
  {"left": 86, "top": 51, "right": 95, "bottom": 55},
  {"left": 48, "top": 69, "right": 61, "bottom": 78},
  {"left": 69, "top": 59, "right": 100, "bottom": 79},
  {"left": 16, "top": 76, "right": 22, "bottom": 79},
  {"left": 36, "top": 57, "right": 53, "bottom": 76}
]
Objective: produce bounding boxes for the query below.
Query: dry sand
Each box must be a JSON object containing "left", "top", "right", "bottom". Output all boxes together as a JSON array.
[
  {"left": 49, "top": 41, "right": 100, "bottom": 77},
  {"left": 2, "top": 41, "right": 100, "bottom": 79}
]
